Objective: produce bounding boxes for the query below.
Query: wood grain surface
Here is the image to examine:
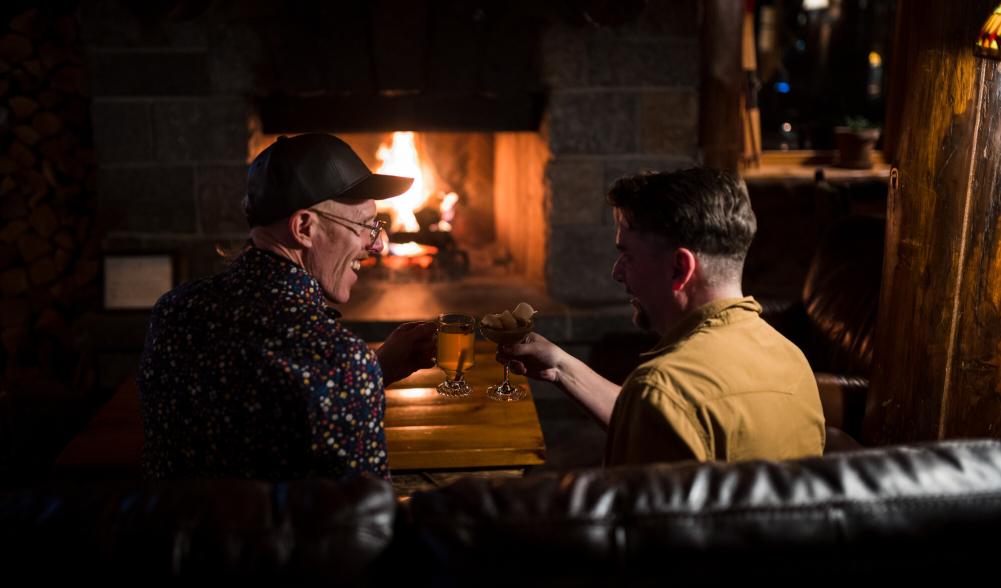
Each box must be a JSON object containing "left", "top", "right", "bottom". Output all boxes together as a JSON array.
[
  {"left": 382, "top": 340, "right": 546, "bottom": 470},
  {"left": 56, "top": 340, "right": 545, "bottom": 473},
  {"left": 864, "top": 0, "right": 1001, "bottom": 444}
]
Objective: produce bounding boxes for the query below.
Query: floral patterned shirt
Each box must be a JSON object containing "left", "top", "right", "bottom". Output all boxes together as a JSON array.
[{"left": 137, "top": 247, "right": 388, "bottom": 481}]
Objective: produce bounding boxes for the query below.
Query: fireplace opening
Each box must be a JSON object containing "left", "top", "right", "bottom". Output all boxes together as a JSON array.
[{"left": 250, "top": 128, "right": 552, "bottom": 322}]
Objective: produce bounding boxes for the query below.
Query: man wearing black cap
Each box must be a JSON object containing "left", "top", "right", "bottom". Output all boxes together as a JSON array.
[{"left": 138, "top": 134, "right": 436, "bottom": 481}]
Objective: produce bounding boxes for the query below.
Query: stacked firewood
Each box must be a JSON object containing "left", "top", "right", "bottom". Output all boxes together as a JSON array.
[{"left": 0, "top": 7, "right": 99, "bottom": 472}]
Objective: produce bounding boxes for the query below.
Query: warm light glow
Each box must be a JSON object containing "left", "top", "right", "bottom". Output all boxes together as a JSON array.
[
  {"left": 375, "top": 132, "right": 432, "bottom": 233},
  {"left": 868, "top": 51, "right": 882, "bottom": 67},
  {"left": 396, "top": 388, "right": 431, "bottom": 399},
  {"left": 436, "top": 192, "right": 459, "bottom": 231},
  {"left": 977, "top": 5, "right": 1001, "bottom": 58},
  {"left": 388, "top": 241, "right": 438, "bottom": 257}
]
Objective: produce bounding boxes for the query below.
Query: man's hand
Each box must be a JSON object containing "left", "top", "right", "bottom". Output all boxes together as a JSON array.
[
  {"left": 376, "top": 321, "right": 437, "bottom": 386},
  {"left": 496, "top": 332, "right": 565, "bottom": 383},
  {"left": 499, "top": 332, "right": 620, "bottom": 428}
]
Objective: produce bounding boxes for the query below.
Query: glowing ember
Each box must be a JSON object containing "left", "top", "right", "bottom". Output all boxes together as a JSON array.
[
  {"left": 436, "top": 192, "right": 459, "bottom": 231},
  {"left": 388, "top": 241, "right": 438, "bottom": 257},
  {"left": 375, "top": 132, "right": 432, "bottom": 233}
]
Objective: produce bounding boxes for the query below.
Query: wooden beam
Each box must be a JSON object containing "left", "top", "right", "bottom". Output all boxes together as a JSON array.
[
  {"left": 699, "top": 0, "right": 743, "bottom": 172},
  {"left": 863, "top": 0, "right": 1001, "bottom": 445}
]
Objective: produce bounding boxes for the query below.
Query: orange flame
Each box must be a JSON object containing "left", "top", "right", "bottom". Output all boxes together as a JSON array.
[{"left": 375, "top": 132, "right": 433, "bottom": 232}]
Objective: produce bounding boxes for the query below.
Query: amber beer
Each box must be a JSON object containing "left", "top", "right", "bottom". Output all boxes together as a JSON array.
[{"left": 436, "top": 317, "right": 476, "bottom": 374}]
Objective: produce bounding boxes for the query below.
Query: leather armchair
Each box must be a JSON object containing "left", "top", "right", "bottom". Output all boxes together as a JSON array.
[{"left": 764, "top": 214, "right": 884, "bottom": 439}]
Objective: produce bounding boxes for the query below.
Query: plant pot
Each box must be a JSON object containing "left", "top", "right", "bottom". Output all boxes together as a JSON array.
[{"left": 834, "top": 127, "right": 880, "bottom": 169}]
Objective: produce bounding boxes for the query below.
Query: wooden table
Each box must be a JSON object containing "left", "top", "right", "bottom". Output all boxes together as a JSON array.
[
  {"left": 54, "top": 340, "right": 546, "bottom": 478},
  {"left": 383, "top": 340, "right": 545, "bottom": 470}
]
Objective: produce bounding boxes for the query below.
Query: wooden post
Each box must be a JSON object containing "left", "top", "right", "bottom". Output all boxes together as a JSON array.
[
  {"left": 864, "top": 0, "right": 1001, "bottom": 445},
  {"left": 699, "top": 0, "right": 743, "bottom": 171}
]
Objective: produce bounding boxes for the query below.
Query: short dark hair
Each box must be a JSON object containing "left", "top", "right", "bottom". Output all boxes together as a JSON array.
[{"left": 607, "top": 167, "right": 757, "bottom": 260}]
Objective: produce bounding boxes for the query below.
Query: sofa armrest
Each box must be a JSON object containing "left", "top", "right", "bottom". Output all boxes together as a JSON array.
[{"left": 816, "top": 372, "right": 868, "bottom": 438}]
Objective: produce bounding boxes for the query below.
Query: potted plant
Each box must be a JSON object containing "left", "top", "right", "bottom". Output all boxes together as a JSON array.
[{"left": 834, "top": 116, "right": 881, "bottom": 169}]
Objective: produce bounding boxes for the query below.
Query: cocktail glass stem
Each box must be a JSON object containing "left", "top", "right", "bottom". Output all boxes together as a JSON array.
[{"left": 487, "top": 360, "right": 525, "bottom": 401}]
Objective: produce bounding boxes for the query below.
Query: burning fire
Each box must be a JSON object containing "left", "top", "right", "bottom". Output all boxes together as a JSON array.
[
  {"left": 375, "top": 132, "right": 428, "bottom": 232},
  {"left": 374, "top": 132, "right": 458, "bottom": 234}
]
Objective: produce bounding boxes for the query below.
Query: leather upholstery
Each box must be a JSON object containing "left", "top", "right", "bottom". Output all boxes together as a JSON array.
[
  {"left": 3, "top": 440, "right": 1000, "bottom": 583},
  {"left": 406, "top": 440, "right": 1001, "bottom": 582},
  {"left": 801, "top": 215, "right": 884, "bottom": 376},
  {"left": 0, "top": 475, "right": 395, "bottom": 583},
  {"left": 766, "top": 214, "right": 885, "bottom": 378}
]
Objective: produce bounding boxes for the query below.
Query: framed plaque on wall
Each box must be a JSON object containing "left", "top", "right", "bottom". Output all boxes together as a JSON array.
[{"left": 102, "top": 254, "right": 175, "bottom": 310}]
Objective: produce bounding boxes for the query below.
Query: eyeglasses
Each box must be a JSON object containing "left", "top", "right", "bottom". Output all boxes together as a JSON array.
[{"left": 310, "top": 209, "right": 386, "bottom": 248}]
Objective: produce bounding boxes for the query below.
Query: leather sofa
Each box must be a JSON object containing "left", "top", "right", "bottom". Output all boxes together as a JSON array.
[
  {"left": 3, "top": 439, "right": 1000, "bottom": 584},
  {"left": 763, "top": 214, "right": 884, "bottom": 440}
]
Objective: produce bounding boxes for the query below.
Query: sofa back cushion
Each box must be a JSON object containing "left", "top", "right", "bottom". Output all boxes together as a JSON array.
[
  {"left": 405, "top": 440, "right": 1001, "bottom": 583},
  {"left": 0, "top": 474, "right": 395, "bottom": 583}
]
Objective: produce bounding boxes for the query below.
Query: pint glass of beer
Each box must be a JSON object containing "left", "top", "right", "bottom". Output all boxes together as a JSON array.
[{"left": 436, "top": 313, "right": 476, "bottom": 397}]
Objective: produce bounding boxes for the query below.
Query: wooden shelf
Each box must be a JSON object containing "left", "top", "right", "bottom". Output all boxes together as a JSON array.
[{"left": 742, "top": 150, "right": 892, "bottom": 182}]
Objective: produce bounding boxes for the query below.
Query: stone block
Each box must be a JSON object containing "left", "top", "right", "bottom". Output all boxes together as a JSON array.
[
  {"left": 97, "top": 166, "right": 197, "bottom": 233},
  {"left": 547, "top": 92, "right": 637, "bottom": 155},
  {"left": 181, "top": 239, "right": 234, "bottom": 280},
  {"left": 546, "top": 224, "right": 625, "bottom": 304},
  {"left": 639, "top": 90, "right": 698, "bottom": 156},
  {"left": 622, "top": 0, "right": 700, "bottom": 38},
  {"left": 197, "top": 164, "right": 248, "bottom": 235},
  {"left": 88, "top": 50, "right": 209, "bottom": 96},
  {"left": 540, "top": 25, "right": 588, "bottom": 88},
  {"left": 545, "top": 159, "right": 607, "bottom": 226},
  {"left": 588, "top": 36, "right": 699, "bottom": 88},
  {"left": 152, "top": 98, "right": 247, "bottom": 162},
  {"left": 77, "top": 1, "right": 208, "bottom": 48},
  {"left": 206, "top": 23, "right": 258, "bottom": 95},
  {"left": 90, "top": 100, "right": 152, "bottom": 163},
  {"left": 567, "top": 307, "right": 640, "bottom": 342},
  {"left": 604, "top": 156, "right": 698, "bottom": 193}
]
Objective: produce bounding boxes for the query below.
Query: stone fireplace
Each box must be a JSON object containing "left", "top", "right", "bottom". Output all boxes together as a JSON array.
[{"left": 79, "top": 0, "right": 700, "bottom": 381}]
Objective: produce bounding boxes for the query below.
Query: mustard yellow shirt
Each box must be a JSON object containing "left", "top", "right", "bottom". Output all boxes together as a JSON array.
[{"left": 606, "top": 297, "right": 825, "bottom": 465}]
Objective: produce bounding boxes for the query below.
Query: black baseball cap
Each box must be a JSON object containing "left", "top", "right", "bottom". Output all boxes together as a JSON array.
[{"left": 245, "top": 133, "right": 414, "bottom": 227}]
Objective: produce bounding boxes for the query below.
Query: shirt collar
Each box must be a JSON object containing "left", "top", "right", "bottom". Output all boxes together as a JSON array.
[
  {"left": 239, "top": 247, "right": 342, "bottom": 319},
  {"left": 640, "top": 296, "right": 762, "bottom": 357}
]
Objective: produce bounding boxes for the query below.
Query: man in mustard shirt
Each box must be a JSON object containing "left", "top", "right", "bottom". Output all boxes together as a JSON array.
[{"left": 499, "top": 168, "right": 825, "bottom": 465}]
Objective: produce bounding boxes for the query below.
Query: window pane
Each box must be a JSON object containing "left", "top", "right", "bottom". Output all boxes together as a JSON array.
[{"left": 755, "top": 0, "right": 896, "bottom": 150}]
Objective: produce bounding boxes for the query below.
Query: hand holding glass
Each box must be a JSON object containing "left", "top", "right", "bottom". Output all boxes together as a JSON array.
[
  {"left": 436, "top": 313, "right": 476, "bottom": 397},
  {"left": 480, "top": 322, "right": 532, "bottom": 402}
]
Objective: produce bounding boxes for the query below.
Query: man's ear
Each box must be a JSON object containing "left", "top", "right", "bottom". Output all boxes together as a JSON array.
[
  {"left": 671, "top": 248, "right": 697, "bottom": 292},
  {"left": 287, "top": 210, "right": 316, "bottom": 248}
]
